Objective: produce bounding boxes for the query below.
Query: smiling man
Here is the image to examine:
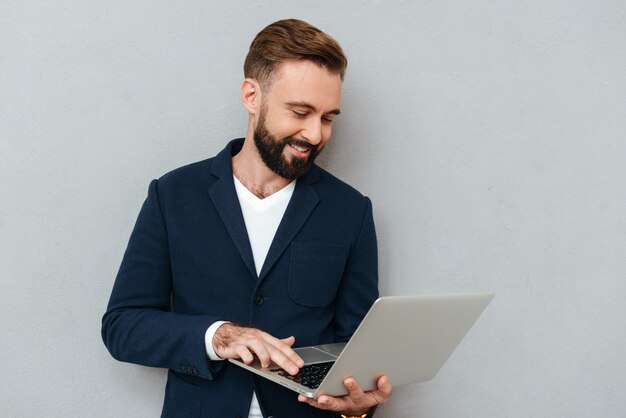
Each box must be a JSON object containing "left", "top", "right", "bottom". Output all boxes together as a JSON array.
[{"left": 102, "top": 19, "right": 391, "bottom": 418}]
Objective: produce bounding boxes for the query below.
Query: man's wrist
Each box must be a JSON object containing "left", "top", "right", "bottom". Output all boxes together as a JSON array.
[{"left": 204, "top": 321, "right": 230, "bottom": 360}]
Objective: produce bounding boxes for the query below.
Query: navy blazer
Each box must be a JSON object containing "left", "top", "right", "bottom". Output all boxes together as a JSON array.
[{"left": 102, "top": 139, "right": 379, "bottom": 418}]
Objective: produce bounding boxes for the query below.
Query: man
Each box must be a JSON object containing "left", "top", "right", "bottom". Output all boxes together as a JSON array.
[{"left": 102, "top": 19, "right": 391, "bottom": 417}]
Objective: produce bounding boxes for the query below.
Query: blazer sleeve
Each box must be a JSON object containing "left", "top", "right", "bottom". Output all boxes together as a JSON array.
[
  {"left": 333, "top": 196, "right": 379, "bottom": 342},
  {"left": 101, "top": 179, "right": 223, "bottom": 380}
]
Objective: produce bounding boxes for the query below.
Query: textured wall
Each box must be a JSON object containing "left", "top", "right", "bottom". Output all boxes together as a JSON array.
[{"left": 2, "top": 1, "right": 625, "bottom": 417}]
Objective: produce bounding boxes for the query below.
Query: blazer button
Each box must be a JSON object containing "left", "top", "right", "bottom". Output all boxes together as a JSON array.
[{"left": 254, "top": 295, "right": 265, "bottom": 306}]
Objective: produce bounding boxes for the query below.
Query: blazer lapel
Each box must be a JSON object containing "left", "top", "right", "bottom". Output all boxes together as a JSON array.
[
  {"left": 207, "top": 140, "right": 257, "bottom": 280},
  {"left": 258, "top": 166, "right": 321, "bottom": 281}
]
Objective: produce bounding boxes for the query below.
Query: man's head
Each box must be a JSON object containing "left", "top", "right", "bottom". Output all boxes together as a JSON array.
[
  {"left": 241, "top": 19, "right": 346, "bottom": 180},
  {"left": 244, "top": 18, "right": 347, "bottom": 93}
]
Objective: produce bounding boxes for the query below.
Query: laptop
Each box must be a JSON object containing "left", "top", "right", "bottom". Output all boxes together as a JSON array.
[{"left": 228, "top": 292, "right": 494, "bottom": 398}]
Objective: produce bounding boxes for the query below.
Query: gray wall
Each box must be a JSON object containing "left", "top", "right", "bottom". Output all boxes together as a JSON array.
[{"left": 2, "top": 1, "right": 625, "bottom": 417}]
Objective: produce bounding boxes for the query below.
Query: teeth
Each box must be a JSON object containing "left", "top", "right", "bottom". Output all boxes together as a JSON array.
[{"left": 292, "top": 144, "right": 308, "bottom": 152}]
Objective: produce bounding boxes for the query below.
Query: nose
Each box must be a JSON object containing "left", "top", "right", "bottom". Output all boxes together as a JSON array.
[{"left": 300, "top": 117, "right": 322, "bottom": 145}]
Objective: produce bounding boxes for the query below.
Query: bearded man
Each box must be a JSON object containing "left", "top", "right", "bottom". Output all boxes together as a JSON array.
[{"left": 102, "top": 19, "right": 391, "bottom": 418}]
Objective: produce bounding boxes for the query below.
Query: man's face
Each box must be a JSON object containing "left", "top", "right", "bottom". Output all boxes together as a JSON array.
[{"left": 253, "top": 60, "right": 342, "bottom": 180}]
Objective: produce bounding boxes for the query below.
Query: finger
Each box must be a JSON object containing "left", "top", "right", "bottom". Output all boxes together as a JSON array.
[
  {"left": 362, "top": 375, "right": 392, "bottom": 405},
  {"left": 298, "top": 394, "right": 315, "bottom": 406},
  {"left": 303, "top": 380, "right": 359, "bottom": 411},
  {"left": 243, "top": 336, "right": 274, "bottom": 368},
  {"left": 377, "top": 375, "right": 392, "bottom": 395},
  {"left": 344, "top": 377, "right": 365, "bottom": 397},
  {"left": 264, "top": 335, "right": 304, "bottom": 370},
  {"left": 314, "top": 394, "right": 344, "bottom": 410},
  {"left": 301, "top": 378, "right": 362, "bottom": 410},
  {"left": 298, "top": 393, "right": 342, "bottom": 411},
  {"left": 315, "top": 378, "right": 373, "bottom": 412},
  {"left": 263, "top": 344, "right": 300, "bottom": 374},
  {"left": 299, "top": 377, "right": 384, "bottom": 413},
  {"left": 311, "top": 378, "right": 365, "bottom": 410},
  {"left": 299, "top": 390, "right": 368, "bottom": 413},
  {"left": 280, "top": 335, "right": 296, "bottom": 346},
  {"left": 238, "top": 331, "right": 297, "bottom": 370},
  {"left": 234, "top": 345, "right": 254, "bottom": 365},
  {"left": 278, "top": 335, "right": 304, "bottom": 365}
]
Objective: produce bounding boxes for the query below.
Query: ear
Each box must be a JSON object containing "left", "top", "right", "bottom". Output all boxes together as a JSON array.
[{"left": 241, "top": 78, "right": 262, "bottom": 115}]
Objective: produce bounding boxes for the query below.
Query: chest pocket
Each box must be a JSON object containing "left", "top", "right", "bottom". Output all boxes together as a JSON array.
[{"left": 288, "top": 242, "right": 348, "bottom": 307}]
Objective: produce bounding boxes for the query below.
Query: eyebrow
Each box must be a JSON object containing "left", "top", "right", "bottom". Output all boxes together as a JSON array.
[{"left": 286, "top": 101, "right": 341, "bottom": 116}]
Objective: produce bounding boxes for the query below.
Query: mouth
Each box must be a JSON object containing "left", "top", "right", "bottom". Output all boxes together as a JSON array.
[
  {"left": 290, "top": 143, "right": 310, "bottom": 153},
  {"left": 286, "top": 141, "right": 314, "bottom": 158}
]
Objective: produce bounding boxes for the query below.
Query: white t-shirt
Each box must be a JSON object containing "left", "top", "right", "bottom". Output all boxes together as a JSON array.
[{"left": 205, "top": 176, "right": 295, "bottom": 418}]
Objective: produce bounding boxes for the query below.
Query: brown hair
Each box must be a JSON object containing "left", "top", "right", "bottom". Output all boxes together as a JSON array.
[{"left": 244, "top": 19, "right": 347, "bottom": 90}]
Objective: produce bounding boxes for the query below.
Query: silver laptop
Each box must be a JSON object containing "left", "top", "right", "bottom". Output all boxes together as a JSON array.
[{"left": 228, "top": 292, "right": 494, "bottom": 398}]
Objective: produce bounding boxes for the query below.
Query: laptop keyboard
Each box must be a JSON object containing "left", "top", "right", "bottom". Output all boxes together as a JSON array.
[{"left": 271, "top": 361, "right": 334, "bottom": 389}]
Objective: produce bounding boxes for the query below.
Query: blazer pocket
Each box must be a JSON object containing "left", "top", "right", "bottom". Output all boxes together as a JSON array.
[{"left": 288, "top": 242, "right": 348, "bottom": 307}]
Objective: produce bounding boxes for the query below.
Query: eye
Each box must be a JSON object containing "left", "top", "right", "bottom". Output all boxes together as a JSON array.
[
  {"left": 322, "top": 116, "right": 334, "bottom": 124},
  {"left": 292, "top": 110, "right": 307, "bottom": 118}
]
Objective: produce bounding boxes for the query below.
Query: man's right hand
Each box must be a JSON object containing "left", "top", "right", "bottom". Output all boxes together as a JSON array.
[{"left": 212, "top": 323, "right": 304, "bottom": 375}]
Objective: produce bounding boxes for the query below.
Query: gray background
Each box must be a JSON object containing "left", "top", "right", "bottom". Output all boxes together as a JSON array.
[{"left": 2, "top": 1, "right": 625, "bottom": 417}]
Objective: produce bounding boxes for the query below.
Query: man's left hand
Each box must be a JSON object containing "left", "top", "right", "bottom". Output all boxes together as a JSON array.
[{"left": 297, "top": 375, "right": 392, "bottom": 416}]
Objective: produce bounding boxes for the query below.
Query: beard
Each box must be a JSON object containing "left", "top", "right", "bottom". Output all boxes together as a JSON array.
[{"left": 253, "top": 108, "right": 321, "bottom": 180}]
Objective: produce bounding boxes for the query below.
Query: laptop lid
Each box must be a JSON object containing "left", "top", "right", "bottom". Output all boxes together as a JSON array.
[
  {"left": 228, "top": 292, "right": 494, "bottom": 398},
  {"left": 314, "top": 292, "right": 494, "bottom": 396}
]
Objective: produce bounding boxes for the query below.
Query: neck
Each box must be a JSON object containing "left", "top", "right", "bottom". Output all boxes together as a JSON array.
[{"left": 232, "top": 136, "right": 291, "bottom": 199}]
